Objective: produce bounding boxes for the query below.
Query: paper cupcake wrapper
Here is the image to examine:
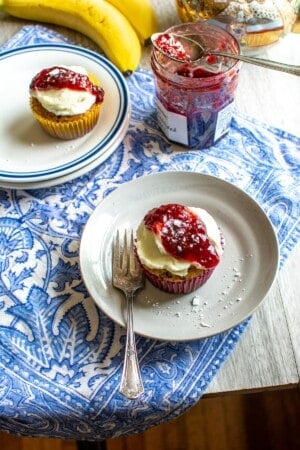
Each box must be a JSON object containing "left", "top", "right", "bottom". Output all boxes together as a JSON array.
[
  {"left": 30, "top": 98, "right": 101, "bottom": 140},
  {"left": 141, "top": 264, "right": 215, "bottom": 294}
]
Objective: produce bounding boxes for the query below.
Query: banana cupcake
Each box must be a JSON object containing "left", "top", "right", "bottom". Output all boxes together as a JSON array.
[
  {"left": 29, "top": 65, "right": 105, "bottom": 139},
  {"left": 135, "top": 203, "right": 224, "bottom": 294}
]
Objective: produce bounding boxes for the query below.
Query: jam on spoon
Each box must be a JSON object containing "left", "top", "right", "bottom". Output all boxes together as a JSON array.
[{"left": 151, "top": 32, "right": 300, "bottom": 76}]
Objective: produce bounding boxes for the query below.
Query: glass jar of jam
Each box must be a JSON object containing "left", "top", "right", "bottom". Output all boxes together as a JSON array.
[{"left": 151, "top": 21, "right": 241, "bottom": 149}]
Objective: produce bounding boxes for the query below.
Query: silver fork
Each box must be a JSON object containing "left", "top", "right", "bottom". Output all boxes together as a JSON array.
[{"left": 112, "top": 229, "right": 145, "bottom": 399}]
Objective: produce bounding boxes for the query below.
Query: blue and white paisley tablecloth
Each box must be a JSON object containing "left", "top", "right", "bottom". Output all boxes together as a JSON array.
[{"left": 0, "top": 26, "right": 299, "bottom": 441}]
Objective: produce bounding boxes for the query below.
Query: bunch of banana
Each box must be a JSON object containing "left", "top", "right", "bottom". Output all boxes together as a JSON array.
[
  {"left": 0, "top": 0, "right": 158, "bottom": 74},
  {"left": 107, "top": 0, "right": 157, "bottom": 44}
]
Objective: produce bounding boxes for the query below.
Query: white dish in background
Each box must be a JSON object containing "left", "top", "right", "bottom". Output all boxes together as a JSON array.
[
  {"left": 80, "top": 171, "right": 279, "bottom": 341},
  {"left": 0, "top": 44, "right": 130, "bottom": 184}
]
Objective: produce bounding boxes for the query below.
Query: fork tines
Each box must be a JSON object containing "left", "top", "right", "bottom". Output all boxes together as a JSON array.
[
  {"left": 112, "top": 229, "right": 144, "bottom": 290},
  {"left": 113, "top": 229, "right": 134, "bottom": 274}
]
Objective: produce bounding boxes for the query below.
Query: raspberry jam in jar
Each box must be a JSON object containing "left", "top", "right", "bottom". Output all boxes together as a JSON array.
[{"left": 151, "top": 21, "right": 241, "bottom": 148}]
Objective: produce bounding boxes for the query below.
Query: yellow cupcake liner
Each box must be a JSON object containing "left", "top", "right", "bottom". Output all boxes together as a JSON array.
[{"left": 30, "top": 97, "right": 101, "bottom": 140}]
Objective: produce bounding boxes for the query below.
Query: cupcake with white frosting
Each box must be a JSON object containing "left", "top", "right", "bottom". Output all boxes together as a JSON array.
[
  {"left": 135, "top": 203, "right": 224, "bottom": 294},
  {"left": 29, "top": 65, "right": 105, "bottom": 139}
]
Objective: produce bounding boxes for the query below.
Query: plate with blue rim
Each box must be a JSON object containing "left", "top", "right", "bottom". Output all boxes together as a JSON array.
[{"left": 0, "top": 44, "right": 130, "bottom": 184}]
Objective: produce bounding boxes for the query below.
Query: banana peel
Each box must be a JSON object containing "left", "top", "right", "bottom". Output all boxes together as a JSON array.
[
  {"left": 106, "top": 0, "right": 158, "bottom": 43},
  {"left": 0, "top": 0, "right": 142, "bottom": 74}
]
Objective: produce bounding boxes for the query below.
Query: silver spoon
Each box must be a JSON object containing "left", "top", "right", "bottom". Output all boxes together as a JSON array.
[{"left": 151, "top": 32, "right": 300, "bottom": 76}]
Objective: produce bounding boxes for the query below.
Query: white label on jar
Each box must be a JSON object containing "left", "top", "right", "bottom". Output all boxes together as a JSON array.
[
  {"left": 157, "top": 98, "right": 188, "bottom": 146},
  {"left": 214, "top": 101, "right": 234, "bottom": 142}
]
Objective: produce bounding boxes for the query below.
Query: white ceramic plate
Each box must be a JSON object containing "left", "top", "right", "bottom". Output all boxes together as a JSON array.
[
  {"left": 0, "top": 113, "right": 129, "bottom": 190},
  {"left": 0, "top": 44, "right": 130, "bottom": 183},
  {"left": 80, "top": 171, "right": 279, "bottom": 341}
]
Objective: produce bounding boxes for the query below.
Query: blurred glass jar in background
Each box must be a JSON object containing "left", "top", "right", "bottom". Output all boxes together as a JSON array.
[{"left": 176, "top": 0, "right": 298, "bottom": 51}]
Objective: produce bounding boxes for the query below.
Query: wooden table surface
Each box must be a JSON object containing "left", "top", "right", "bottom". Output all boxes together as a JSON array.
[{"left": 1, "top": 0, "right": 299, "bottom": 396}]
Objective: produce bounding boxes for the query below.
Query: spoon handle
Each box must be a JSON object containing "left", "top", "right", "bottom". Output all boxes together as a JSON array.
[{"left": 211, "top": 51, "right": 300, "bottom": 76}]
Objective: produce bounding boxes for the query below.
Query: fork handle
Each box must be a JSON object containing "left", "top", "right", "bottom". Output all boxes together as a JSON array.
[{"left": 120, "top": 291, "right": 144, "bottom": 399}]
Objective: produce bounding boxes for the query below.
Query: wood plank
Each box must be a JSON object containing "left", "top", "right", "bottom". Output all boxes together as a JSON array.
[
  {"left": 207, "top": 278, "right": 299, "bottom": 394},
  {"left": 0, "top": 433, "right": 76, "bottom": 450},
  {"left": 278, "top": 244, "right": 300, "bottom": 373}
]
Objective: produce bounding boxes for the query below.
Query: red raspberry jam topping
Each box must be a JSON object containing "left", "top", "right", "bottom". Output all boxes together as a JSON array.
[
  {"left": 206, "top": 54, "right": 218, "bottom": 65},
  {"left": 30, "top": 66, "right": 104, "bottom": 104},
  {"left": 144, "top": 204, "right": 220, "bottom": 269},
  {"left": 155, "top": 33, "right": 190, "bottom": 62},
  {"left": 176, "top": 64, "right": 214, "bottom": 78}
]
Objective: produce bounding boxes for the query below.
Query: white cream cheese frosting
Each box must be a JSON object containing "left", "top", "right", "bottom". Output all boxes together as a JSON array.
[
  {"left": 30, "top": 66, "right": 97, "bottom": 116},
  {"left": 136, "top": 205, "right": 223, "bottom": 277}
]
